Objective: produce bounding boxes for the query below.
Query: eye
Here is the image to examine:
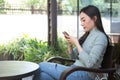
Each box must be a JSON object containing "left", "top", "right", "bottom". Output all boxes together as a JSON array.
[
  {"left": 81, "top": 19, "right": 85, "bottom": 22},
  {"left": 83, "top": 19, "right": 85, "bottom": 22}
]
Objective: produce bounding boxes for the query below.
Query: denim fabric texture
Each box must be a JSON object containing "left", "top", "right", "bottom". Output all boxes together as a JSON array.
[{"left": 35, "top": 62, "right": 93, "bottom": 80}]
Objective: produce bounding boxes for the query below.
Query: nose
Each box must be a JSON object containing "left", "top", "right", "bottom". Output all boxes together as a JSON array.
[{"left": 81, "top": 22, "right": 84, "bottom": 26}]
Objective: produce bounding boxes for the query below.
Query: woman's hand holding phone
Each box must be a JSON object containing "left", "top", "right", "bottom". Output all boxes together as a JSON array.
[{"left": 63, "top": 31, "right": 74, "bottom": 54}]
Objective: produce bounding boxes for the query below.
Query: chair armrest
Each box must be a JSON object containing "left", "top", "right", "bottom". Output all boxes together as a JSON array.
[
  {"left": 60, "top": 66, "right": 116, "bottom": 80},
  {"left": 47, "top": 56, "right": 75, "bottom": 63}
]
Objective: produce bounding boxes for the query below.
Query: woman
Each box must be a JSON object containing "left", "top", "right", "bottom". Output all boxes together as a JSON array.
[{"left": 35, "top": 5, "right": 110, "bottom": 80}]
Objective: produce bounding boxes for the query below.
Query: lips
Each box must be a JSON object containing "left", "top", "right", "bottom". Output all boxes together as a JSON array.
[{"left": 83, "top": 27, "right": 86, "bottom": 29}]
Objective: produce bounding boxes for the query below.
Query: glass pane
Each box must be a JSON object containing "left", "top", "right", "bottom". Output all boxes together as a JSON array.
[
  {"left": 111, "top": 0, "right": 120, "bottom": 33},
  {"left": 111, "top": 0, "right": 120, "bottom": 43},
  {"left": 57, "top": 0, "right": 78, "bottom": 38},
  {"left": 0, "top": 0, "right": 48, "bottom": 43}
]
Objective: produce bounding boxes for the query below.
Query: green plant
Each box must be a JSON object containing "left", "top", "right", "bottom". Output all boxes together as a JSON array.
[
  {"left": 0, "top": 44, "right": 6, "bottom": 55},
  {"left": 24, "top": 37, "right": 69, "bottom": 63},
  {"left": 0, "top": 34, "right": 30, "bottom": 60},
  {"left": 5, "top": 38, "right": 26, "bottom": 60},
  {"left": 0, "top": 34, "right": 69, "bottom": 63},
  {"left": 24, "top": 38, "right": 48, "bottom": 63}
]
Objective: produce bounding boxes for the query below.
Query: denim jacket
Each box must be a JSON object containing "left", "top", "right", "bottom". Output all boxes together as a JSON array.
[{"left": 70, "top": 28, "right": 108, "bottom": 68}]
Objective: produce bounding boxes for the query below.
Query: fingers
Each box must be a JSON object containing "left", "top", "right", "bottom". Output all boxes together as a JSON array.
[{"left": 66, "top": 36, "right": 73, "bottom": 44}]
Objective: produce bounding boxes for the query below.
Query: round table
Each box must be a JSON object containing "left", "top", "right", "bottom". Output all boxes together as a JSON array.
[{"left": 0, "top": 61, "right": 39, "bottom": 80}]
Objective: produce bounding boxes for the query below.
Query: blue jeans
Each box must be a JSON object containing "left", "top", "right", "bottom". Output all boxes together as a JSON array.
[{"left": 34, "top": 62, "right": 93, "bottom": 80}]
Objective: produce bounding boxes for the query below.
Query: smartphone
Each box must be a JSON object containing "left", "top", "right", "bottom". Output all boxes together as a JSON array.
[
  {"left": 63, "top": 31, "right": 69, "bottom": 36},
  {"left": 63, "top": 31, "right": 69, "bottom": 38}
]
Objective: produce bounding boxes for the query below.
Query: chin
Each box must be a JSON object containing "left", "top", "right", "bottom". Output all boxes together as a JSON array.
[{"left": 84, "top": 29, "right": 88, "bottom": 32}]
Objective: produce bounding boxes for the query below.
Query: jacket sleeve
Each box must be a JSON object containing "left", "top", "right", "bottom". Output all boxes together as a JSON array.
[{"left": 69, "top": 47, "right": 78, "bottom": 59}]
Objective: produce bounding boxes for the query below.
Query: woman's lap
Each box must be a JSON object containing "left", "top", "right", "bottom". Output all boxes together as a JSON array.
[
  {"left": 38, "top": 62, "right": 93, "bottom": 80},
  {"left": 39, "top": 62, "right": 69, "bottom": 80}
]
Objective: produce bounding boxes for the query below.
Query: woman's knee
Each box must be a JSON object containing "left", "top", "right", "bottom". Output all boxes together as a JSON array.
[
  {"left": 39, "top": 62, "right": 49, "bottom": 68},
  {"left": 39, "top": 62, "right": 53, "bottom": 72}
]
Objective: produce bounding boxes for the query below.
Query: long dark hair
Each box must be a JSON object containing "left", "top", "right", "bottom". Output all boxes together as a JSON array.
[{"left": 79, "top": 5, "right": 110, "bottom": 45}]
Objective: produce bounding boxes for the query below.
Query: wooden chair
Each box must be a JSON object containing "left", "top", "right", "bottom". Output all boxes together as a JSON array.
[{"left": 47, "top": 45, "right": 117, "bottom": 80}]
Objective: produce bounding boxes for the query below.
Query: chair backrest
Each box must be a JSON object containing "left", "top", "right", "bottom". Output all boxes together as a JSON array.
[{"left": 101, "top": 44, "right": 114, "bottom": 68}]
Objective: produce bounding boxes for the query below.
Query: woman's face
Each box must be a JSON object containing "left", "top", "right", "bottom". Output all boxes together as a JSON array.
[{"left": 80, "top": 12, "right": 96, "bottom": 32}]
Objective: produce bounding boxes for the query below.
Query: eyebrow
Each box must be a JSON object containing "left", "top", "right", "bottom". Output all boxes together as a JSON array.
[{"left": 80, "top": 17, "right": 85, "bottom": 20}]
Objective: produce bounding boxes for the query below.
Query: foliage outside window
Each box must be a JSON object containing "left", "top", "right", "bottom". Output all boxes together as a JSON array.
[{"left": 0, "top": 0, "right": 6, "bottom": 14}]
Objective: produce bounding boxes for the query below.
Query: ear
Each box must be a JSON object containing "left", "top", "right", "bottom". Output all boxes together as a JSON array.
[{"left": 93, "top": 16, "right": 97, "bottom": 22}]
